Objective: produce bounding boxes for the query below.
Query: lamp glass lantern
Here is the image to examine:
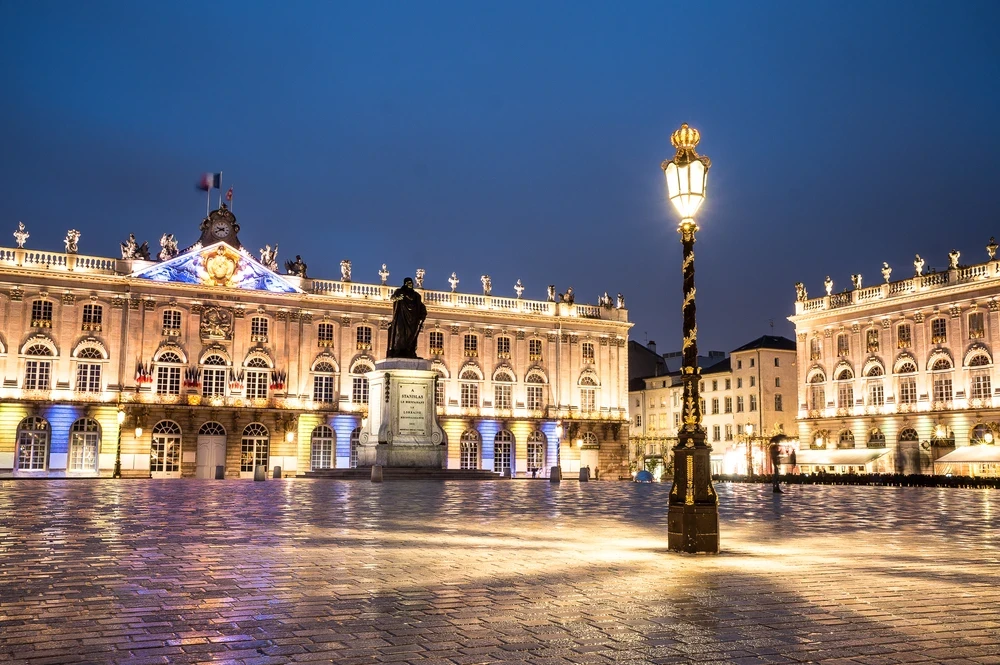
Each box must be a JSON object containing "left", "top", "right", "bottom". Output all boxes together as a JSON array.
[
  {"left": 117, "top": 408, "right": 126, "bottom": 426},
  {"left": 663, "top": 158, "right": 708, "bottom": 220}
]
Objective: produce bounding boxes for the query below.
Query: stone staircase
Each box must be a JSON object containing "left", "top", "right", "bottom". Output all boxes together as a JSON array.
[{"left": 301, "top": 466, "right": 502, "bottom": 480}]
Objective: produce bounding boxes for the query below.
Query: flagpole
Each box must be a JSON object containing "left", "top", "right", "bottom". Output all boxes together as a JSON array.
[
  {"left": 206, "top": 185, "right": 210, "bottom": 217},
  {"left": 230, "top": 185, "right": 235, "bottom": 212},
  {"left": 218, "top": 171, "right": 223, "bottom": 208}
]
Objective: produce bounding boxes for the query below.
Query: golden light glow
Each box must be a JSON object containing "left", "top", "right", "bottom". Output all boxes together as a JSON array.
[
  {"left": 285, "top": 430, "right": 294, "bottom": 443},
  {"left": 134, "top": 426, "right": 143, "bottom": 438},
  {"left": 661, "top": 123, "right": 711, "bottom": 223},
  {"left": 117, "top": 408, "right": 126, "bottom": 425}
]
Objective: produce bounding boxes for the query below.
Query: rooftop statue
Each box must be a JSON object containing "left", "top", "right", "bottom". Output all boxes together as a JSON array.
[
  {"left": 341, "top": 259, "right": 352, "bottom": 282},
  {"left": 64, "top": 229, "right": 80, "bottom": 254},
  {"left": 285, "top": 255, "right": 307, "bottom": 278},
  {"left": 13, "top": 221, "right": 28, "bottom": 248},
  {"left": 824, "top": 276, "right": 833, "bottom": 296},
  {"left": 386, "top": 277, "right": 427, "bottom": 359},
  {"left": 914, "top": 254, "right": 924, "bottom": 276},
  {"left": 159, "top": 233, "right": 178, "bottom": 261}
]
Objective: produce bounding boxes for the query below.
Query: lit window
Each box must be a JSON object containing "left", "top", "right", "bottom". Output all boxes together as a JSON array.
[
  {"left": 838, "top": 382, "right": 855, "bottom": 408},
  {"left": 16, "top": 417, "right": 49, "bottom": 471},
  {"left": 528, "top": 339, "right": 542, "bottom": 361},
  {"left": 868, "top": 381, "right": 885, "bottom": 406},
  {"left": 837, "top": 334, "right": 849, "bottom": 357},
  {"left": 244, "top": 357, "right": 270, "bottom": 400},
  {"left": 69, "top": 418, "right": 100, "bottom": 471},
  {"left": 356, "top": 326, "right": 372, "bottom": 351},
  {"left": 162, "top": 309, "right": 182, "bottom": 336},
  {"left": 494, "top": 371, "right": 513, "bottom": 410},
  {"left": 317, "top": 322, "right": 335, "bottom": 348},
  {"left": 774, "top": 394, "right": 783, "bottom": 411},
  {"left": 526, "top": 431, "right": 545, "bottom": 473},
  {"left": 312, "top": 362, "right": 336, "bottom": 404},
  {"left": 582, "top": 342, "right": 595, "bottom": 363},
  {"left": 460, "top": 430, "right": 479, "bottom": 469},
  {"left": 810, "top": 338, "right": 821, "bottom": 360},
  {"left": 250, "top": 316, "right": 268, "bottom": 343},
  {"left": 155, "top": 352, "right": 182, "bottom": 396},
  {"left": 464, "top": 334, "right": 478, "bottom": 357},
  {"left": 931, "top": 318, "right": 947, "bottom": 344},
  {"left": 23, "top": 344, "right": 53, "bottom": 391},
  {"left": 82, "top": 304, "right": 103, "bottom": 332},
  {"left": 898, "top": 377, "right": 917, "bottom": 404},
  {"left": 497, "top": 336, "right": 511, "bottom": 359},
  {"left": 30, "top": 300, "right": 53, "bottom": 328},
  {"left": 75, "top": 360, "right": 102, "bottom": 393},
  {"left": 969, "top": 312, "right": 985, "bottom": 340},
  {"left": 150, "top": 420, "right": 181, "bottom": 473},
  {"left": 897, "top": 323, "right": 911, "bottom": 348},
  {"left": 933, "top": 376, "right": 953, "bottom": 402},
  {"left": 201, "top": 354, "right": 228, "bottom": 397},
  {"left": 429, "top": 331, "right": 444, "bottom": 355}
]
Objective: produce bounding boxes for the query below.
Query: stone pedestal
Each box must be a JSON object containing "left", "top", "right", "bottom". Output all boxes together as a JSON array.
[{"left": 358, "top": 358, "right": 446, "bottom": 468}]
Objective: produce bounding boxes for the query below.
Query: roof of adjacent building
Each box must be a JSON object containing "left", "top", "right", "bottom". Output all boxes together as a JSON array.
[
  {"left": 701, "top": 357, "right": 731, "bottom": 374},
  {"left": 731, "top": 335, "right": 796, "bottom": 353}
]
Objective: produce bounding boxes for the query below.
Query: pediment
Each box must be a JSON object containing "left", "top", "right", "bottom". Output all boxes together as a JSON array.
[{"left": 131, "top": 242, "right": 302, "bottom": 294}]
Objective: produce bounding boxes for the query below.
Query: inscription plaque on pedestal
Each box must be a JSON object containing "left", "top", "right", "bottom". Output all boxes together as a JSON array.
[{"left": 398, "top": 382, "right": 429, "bottom": 436}]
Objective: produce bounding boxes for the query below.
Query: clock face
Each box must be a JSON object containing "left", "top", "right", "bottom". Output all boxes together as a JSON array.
[{"left": 212, "top": 221, "right": 231, "bottom": 238}]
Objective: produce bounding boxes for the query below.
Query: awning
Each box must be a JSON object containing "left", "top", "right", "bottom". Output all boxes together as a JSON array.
[
  {"left": 795, "top": 448, "right": 891, "bottom": 466},
  {"left": 933, "top": 446, "right": 1000, "bottom": 464}
]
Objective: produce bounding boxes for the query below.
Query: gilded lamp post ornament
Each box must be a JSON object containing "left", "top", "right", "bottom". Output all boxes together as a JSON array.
[
  {"left": 914, "top": 254, "right": 924, "bottom": 276},
  {"left": 660, "top": 122, "right": 718, "bottom": 554},
  {"left": 13, "top": 221, "right": 28, "bottom": 248},
  {"left": 881, "top": 262, "right": 892, "bottom": 283}
]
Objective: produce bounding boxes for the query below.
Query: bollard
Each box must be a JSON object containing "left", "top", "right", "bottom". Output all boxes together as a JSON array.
[
  {"left": 253, "top": 464, "right": 266, "bottom": 481},
  {"left": 371, "top": 465, "right": 383, "bottom": 483},
  {"left": 549, "top": 466, "right": 561, "bottom": 483},
  {"left": 272, "top": 466, "right": 282, "bottom": 479},
  {"left": 579, "top": 467, "right": 589, "bottom": 482},
  {"left": 214, "top": 465, "right": 225, "bottom": 480},
  {"left": 502, "top": 468, "right": 512, "bottom": 479}
]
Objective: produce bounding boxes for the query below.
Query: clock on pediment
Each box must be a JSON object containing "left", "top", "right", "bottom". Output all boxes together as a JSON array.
[{"left": 197, "top": 203, "right": 241, "bottom": 249}]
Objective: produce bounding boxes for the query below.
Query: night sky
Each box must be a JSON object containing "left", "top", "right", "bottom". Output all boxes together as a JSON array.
[{"left": 1, "top": 1, "right": 998, "bottom": 354}]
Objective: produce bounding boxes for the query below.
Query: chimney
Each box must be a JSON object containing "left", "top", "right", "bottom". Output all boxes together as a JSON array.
[{"left": 647, "top": 340, "right": 657, "bottom": 353}]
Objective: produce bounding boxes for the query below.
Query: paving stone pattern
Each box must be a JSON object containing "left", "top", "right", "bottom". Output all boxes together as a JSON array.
[{"left": 0, "top": 480, "right": 998, "bottom": 664}]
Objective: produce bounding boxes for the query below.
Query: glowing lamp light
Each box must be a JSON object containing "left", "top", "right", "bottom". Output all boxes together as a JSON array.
[
  {"left": 934, "top": 424, "right": 946, "bottom": 438},
  {"left": 134, "top": 426, "right": 143, "bottom": 438},
  {"left": 576, "top": 438, "right": 583, "bottom": 448},
  {"left": 117, "top": 408, "right": 126, "bottom": 425},
  {"left": 555, "top": 421, "right": 564, "bottom": 439},
  {"left": 285, "top": 430, "right": 295, "bottom": 443},
  {"left": 661, "top": 123, "right": 711, "bottom": 223},
  {"left": 985, "top": 431, "right": 994, "bottom": 444},
  {"left": 744, "top": 423, "right": 753, "bottom": 437}
]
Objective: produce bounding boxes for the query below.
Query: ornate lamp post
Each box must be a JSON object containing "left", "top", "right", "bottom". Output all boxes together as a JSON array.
[
  {"left": 551, "top": 421, "right": 564, "bottom": 482},
  {"left": 661, "top": 123, "right": 719, "bottom": 554},
  {"left": 113, "top": 404, "right": 126, "bottom": 479}
]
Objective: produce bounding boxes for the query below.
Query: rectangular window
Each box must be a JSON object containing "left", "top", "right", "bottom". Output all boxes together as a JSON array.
[
  {"left": 673, "top": 413, "right": 679, "bottom": 427},
  {"left": 933, "top": 376, "right": 953, "bottom": 402},
  {"left": 712, "top": 425, "right": 720, "bottom": 442},
  {"left": 736, "top": 396, "right": 744, "bottom": 412},
  {"left": 969, "top": 312, "right": 985, "bottom": 340},
  {"left": 435, "top": 377, "right": 445, "bottom": 408},
  {"left": 724, "top": 397, "right": 732, "bottom": 413},
  {"left": 737, "top": 360, "right": 742, "bottom": 370},
  {"left": 712, "top": 380, "right": 718, "bottom": 391},
  {"left": 31, "top": 300, "right": 53, "bottom": 328},
  {"left": 529, "top": 339, "right": 542, "bottom": 361},
  {"left": 581, "top": 388, "right": 596, "bottom": 413},
  {"left": 582, "top": 342, "right": 595, "bottom": 363},
  {"left": 868, "top": 381, "right": 885, "bottom": 406},
  {"left": 313, "top": 375, "right": 335, "bottom": 404},
  {"left": 931, "top": 318, "right": 947, "bottom": 344},
  {"left": 24, "top": 360, "right": 51, "bottom": 390},
  {"left": 774, "top": 394, "right": 783, "bottom": 411},
  {"left": 75, "top": 363, "right": 102, "bottom": 393},
  {"left": 317, "top": 322, "right": 335, "bottom": 348},
  {"left": 429, "top": 331, "right": 444, "bottom": 355},
  {"left": 460, "top": 382, "right": 479, "bottom": 408},
  {"left": 838, "top": 383, "right": 855, "bottom": 408},
  {"left": 750, "top": 358, "right": 755, "bottom": 368},
  {"left": 749, "top": 395, "right": 757, "bottom": 411},
  {"left": 971, "top": 372, "right": 992, "bottom": 400},
  {"left": 837, "top": 334, "right": 850, "bottom": 357},
  {"left": 497, "top": 336, "right": 511, "bottom": 359},
  {"left": 356, "top": 326, "right": 372, "bottom": 351},
  {"left": 725, "top": 424, "right": 733, "bottom": 441},
  {"left": 250, "top": 317, "right": 268, "bottom": 343},
  {"left": 750, "top": 376, "right": 756, "bottom": 387},
  {"left": 897, "top": 324, "right": 911, "bottom": 348},
  {"left": 245, "top": 370, "right": 269, "bottom": 400},
  {"left": 464, "top": 334, "right": 478, "bottom": 357},
  {"left": 156, "top": 366, "right": 181, "bottom": 395},
  {"left": 810, "top": 338, "right": 821, "bottom": 360},
  {"left": 899, "top": 377, "right": 917, "bottom": 404},
  {"left": 774, "top": 357, "right": 780, "bottom": 367},
  {"left": 699, "top": 381, "right": 705, "bottom": 392},
  {"left": 810, "top": 386, "right": 825, "bottom": 411},
  {"left": 725, "top": 379, "right": 731, "bottom": 390},
  {"left": 352, "top": 376, "right": 369, "bottom": 404},
  {"left": 82, "top": 304, "right": 103, "bottom": 332},
  {"left": 635, "top": 415, "right": 642, "bottom": 427},
  {"left": 495, "top": 383, "right": 512, "bottom": 410},
  {"left": 202, "top": 368, "right": 227, "bottom": 397},
  {"left": 737, "top": 378, "right": 743, "bottom": 389},
  {"left": 162, "top": 310, "right": 182, "bottom": 336},
  {"left": 527, "top": 385, "right": 544, "bottom": 410},
  {"left": 711, "top": 398, "right": 719, "bottom": 415}
]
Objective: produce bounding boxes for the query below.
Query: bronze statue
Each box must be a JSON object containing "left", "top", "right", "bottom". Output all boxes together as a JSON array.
[{"left": 386, "top": 277, "right": 427, "bottom": 358}]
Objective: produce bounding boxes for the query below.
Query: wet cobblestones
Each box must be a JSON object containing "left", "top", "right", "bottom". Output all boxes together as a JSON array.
[{"left": 0, "top": 480, "right": 997, "bottom": 664}]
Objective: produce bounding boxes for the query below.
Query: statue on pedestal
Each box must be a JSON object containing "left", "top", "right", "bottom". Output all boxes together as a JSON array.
[
  {"left": 64, "top": 229, "right": 80, "bottom": 254},
  {"left": 547, "top": 285, "right": 556, "bottom": 302},
  {"left": 616, "top": 293, "right": 626, "bottom": 309},
  {"left": 851, "top": 273, "right": 862, "bottom": 290},
  {"left": 514, "top": 279, "right": 524, "bottom": 298},
  {"left": 13, "top": 222, "right": 29, "bottom": 248},
  {"left": 341, "top": 259, "right": 352, "bottom": 282},
  {"left": 259, "top": 244, "right": 278, "bottom": 271},
  {"left": 386, "top": 277, "right": 427, "bottom": 359},
  {"left": 794, "top": 282, "right": 808, "bottom": 302},
  {"left": 914, "top": 254, "right": 924, "bottom": 276}
]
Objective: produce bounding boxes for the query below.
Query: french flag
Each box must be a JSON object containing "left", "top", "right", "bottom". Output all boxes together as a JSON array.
[{"left": 197, "top": 172, "right": 222, "bottom": 191}]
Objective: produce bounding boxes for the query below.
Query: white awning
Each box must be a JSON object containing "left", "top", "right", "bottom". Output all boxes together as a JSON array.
[
  {"left": 795, "top": 448, "right": 891, "bottom": 466},
  {"left": 933, "top": 445, "right": 1000, "bottom": 464}
]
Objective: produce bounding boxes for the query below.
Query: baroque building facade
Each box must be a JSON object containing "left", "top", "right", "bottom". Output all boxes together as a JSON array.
[
  {"left": 0, "top": 207, "right": 631, "bottom": 479},
  {"left": 628, "top": 336, "right": 797, "bottom": 478},
  {"left": 789, "top": 242, "right": 1000, "bottom": 476}
]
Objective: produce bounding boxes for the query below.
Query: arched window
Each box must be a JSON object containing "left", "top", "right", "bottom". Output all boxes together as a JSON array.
[
  {"left": 460, "top": 368, "right": 480, "bottom": 409},
  {"left": 312, "top": 362, "right": 337, "bottom": 404},
  {"left": 967, "top": 352, "right": 992, "bottom": 367},
  {"left": 865, "top": 364, "right": 884, "bottom": 377},
  {"left": 150, "top": 420, "right": 181, "bottom": 473},
  {"left": 970, "top": 424, "right": 994, "bottom": 445},
  {"left": 16, "top": 417, "right": 49, "bottom": 471},
  {"left": 896, "top": 361, "right": 917, "bottom": 374},
  {"left": 579, "top": 374, "right": 598, "bottom": 413},
  {"left": 311, "top": 425, "right": 335, "bottom": 470},
  {"left": 74, "top": 346, "right": 104, "bottom": 393},
  {"left": 240, "top": 423, "right": 269, "bottom": 472},
  {"left": 931, "top": 357, "right": 953, "bottom": 371},
  {"left": 493, "top": 370, "right": 514, "bottom": 410},
  {"left": 351, "top": 359, "right": 373, "bottom": 405},
  {"left": 494, "top": 430, "right": 513, "bottom": 475},
  {"left": 835, "top": 367, "right": 854, "bottom": 381},
  {"left": 898, "top": 427, "right": 919, "bottom": 442},
  {"left": 23, "top": 343, "right": 53, "bottom": 391},
  {"left": 460, "top": 430, "right": 480, "bottom": 469},
  {"left": 835, "top": 366, "right": 854, "bottom": 409},
  {"left": 867, "top": 427, "right": 886, "bottom": 448},
  {"left": 526, "top": 371, "right": 546, "bottom": 410},
  {"left": 930, "top": 355, "right": 954, "bottom": 403},
  {"left": 244, "top": 356, "right": 270, "bottom": 400},
  {"left": 527, "top": 431, "right": 546, "bottom": 474},
  {"left": 808, "top": 371, "right": 826, "bottom": 411},
  {"left": 155, "top": 351, "right": 183, "bottom": 396},
  {"left": 582, "top": 432, "right": 599, "bottom": 447},
  {"left": 838, "top": 429, "right": 855, "bottom": 449},
  {"left": 350, "top": 426, "right": 361, "bottom": 468},
  {"left": 69, "top": 418, "right": 101, "bottom": 471},
  {"left": 198, "top": 421, "right": 226, "bottom": 436},
  {"left": 202, "top": 354, "right": 228, "bottom": 398}
]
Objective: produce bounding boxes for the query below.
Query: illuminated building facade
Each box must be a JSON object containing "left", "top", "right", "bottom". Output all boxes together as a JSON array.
[
  {"left": 0, "top": 207, "right": 631, "bottom": 479},
  {"left": 790, "top": 242, "right": 1000, "bottom": 476}
]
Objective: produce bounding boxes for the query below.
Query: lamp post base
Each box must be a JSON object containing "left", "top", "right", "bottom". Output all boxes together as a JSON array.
[
  {"left": 667, "top": 503, "right": 719, "bottom": 554},
  {"left": 667, "top": 445, "right": 720, "bottom": 554}
]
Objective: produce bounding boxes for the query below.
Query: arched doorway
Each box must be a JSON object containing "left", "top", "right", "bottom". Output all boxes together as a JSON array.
[{"left": 196, "top": 421, "right": 227, "bottom": 479}]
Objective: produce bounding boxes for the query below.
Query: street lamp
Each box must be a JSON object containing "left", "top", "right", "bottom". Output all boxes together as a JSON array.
[
  {"left": 113, "top": 405, "right": 126, "bottom": 479},
  {"left": 661, "top": 123, "right": 719, "bottom": 554},
  {"left": 744, "top": 423, "right": 754, "bottom": 476},
  {"left": 552, "top": 421, "right": 564, "bottom": 482}
]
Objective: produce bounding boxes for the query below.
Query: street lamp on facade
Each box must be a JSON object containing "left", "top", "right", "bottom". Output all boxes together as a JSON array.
[
  {"left": 662, "top": 123, "right": 719, "bottom": 554},
  {"left": 744, "top": 423, "right": 755, "bottom": 476},
  {"left": 551, "top": 421, "right": 564, "bottom": 482},
  {"left": 113, "top": 404, "right": 126, "bottom": 479}
]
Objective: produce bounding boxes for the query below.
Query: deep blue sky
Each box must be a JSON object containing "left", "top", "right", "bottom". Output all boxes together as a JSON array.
[{"left": 2, "top": 1, "right": 998, "bottom": 353}]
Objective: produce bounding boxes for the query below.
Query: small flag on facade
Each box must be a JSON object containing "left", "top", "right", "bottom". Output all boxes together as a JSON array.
[
  {"left": 225, "top": 186, "right": 233, "bottom": 202},
  {"left": 197, "top": 172, "right": 222, "bottom": 191}
]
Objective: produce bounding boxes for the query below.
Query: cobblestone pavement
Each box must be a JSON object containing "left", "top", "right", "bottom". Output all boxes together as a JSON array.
[{"left": 0, "top": 480, "right": 998, "bottom": 665}]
